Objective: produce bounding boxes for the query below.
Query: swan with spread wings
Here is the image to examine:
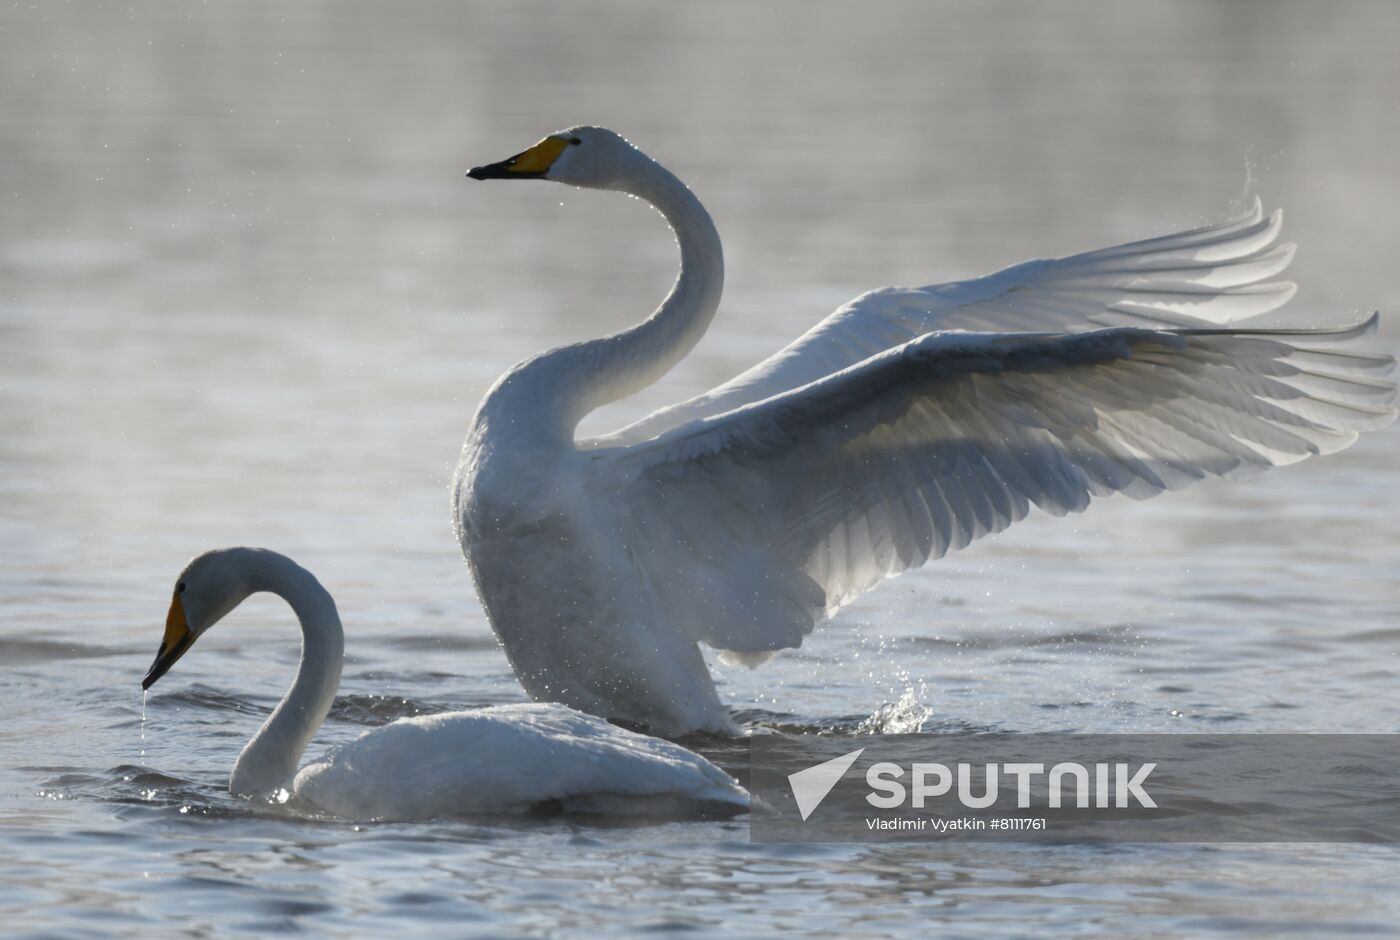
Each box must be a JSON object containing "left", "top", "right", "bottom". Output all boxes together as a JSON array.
[{"left": 456, "top": 127, "right": 1397, "bottom": 736}]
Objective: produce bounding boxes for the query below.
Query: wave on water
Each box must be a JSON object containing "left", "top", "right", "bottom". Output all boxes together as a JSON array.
[
  {"left": 151, "top": 683, "right": 266, "bottom": 715},
  {"left": 148, "top": 679, "right": 522, "bottom": 728},
  {"left": 0, "top": 637, "right": 133, "bottom": 665},
  {"left": 377, "top": 633, "right": 504, "bottom": 653},
  {"left": 728, "top": 699, "right": 990, "bottom": 740},
  {"left": 31, "top": 763, "right": 374, "bottom": 825},
  {"left": 906, "top": 622, "right": 1152, "bottom": 652},
  {"left": 328, "top": 693, "right": 451, "bottom": 725},
  {"left": 32, "top": 764, "right": 235, "bottom": 817}
]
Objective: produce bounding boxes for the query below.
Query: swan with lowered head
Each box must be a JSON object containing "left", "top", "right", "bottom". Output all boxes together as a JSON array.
[
  {"left": 141, "top": 547, "right": 749, "bottom": 820},
  {"left": 457, "top": 126, "right": 1398, "bottom": 737}
]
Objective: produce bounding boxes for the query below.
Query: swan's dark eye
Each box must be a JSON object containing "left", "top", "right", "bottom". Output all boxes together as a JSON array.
[
  {"left": 176, "top": 581, "right": 187, "bottom": 594},
  {"left": 569, "top": 137, "right": 582, "bottom": 146}
]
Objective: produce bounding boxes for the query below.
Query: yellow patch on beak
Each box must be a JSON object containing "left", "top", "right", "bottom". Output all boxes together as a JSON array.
[
  {"left": 509, "top": 136, "right": 571, "bottom": 174},
  {"left": 142, "top": 594, "right": 197, "bottom": 690},
  {"left": 467, "top": 136, "right": 572, "bottom": 180}
]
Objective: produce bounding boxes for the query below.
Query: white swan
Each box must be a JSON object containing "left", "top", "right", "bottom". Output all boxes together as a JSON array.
[
  {"left": 140, "top": 547, "right": 749, "bottom": 820},
  {"left": 456, "top": 126, "right": 1398, "bottom": 736}
]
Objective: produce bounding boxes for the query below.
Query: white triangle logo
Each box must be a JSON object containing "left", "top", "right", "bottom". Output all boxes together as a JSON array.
[{"left": 788, "top": 747, "right": 865, "bottom": 821}]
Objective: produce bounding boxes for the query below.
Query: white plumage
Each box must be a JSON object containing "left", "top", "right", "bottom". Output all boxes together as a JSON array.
[
  {"left": 141, "top": 547, "right": 749, "bottom": 821},
  {"left": 295, "top": 703, "right": 747, "bottom": 820},
  {"left": 457, "top": 126, "right": 1398, "bottom": 736}
]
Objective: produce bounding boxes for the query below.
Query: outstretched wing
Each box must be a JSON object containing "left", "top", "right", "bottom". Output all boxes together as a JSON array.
[
  {"left": 601, "top": 199, "right": 1294, "bottom": 444},
  {"left": 602, "top": 319, "right": 1396, "bottom": 662}
]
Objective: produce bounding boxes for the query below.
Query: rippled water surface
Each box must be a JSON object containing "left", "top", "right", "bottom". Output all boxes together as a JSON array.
[{"left": 3, "top": 2, "right": 1399, "bottom": 937}]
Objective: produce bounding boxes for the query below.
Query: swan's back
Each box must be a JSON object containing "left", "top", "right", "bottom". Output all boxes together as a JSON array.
[{"left": 294, "top": 703, "right": 747, "bottom": 821}]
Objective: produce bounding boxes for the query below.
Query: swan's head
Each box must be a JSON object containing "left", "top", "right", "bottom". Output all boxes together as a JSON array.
[
  {"left": 141, "top": 547, "right": 269, "bottom": 690},
  {"left": 467, "top": 126, "right": 646, "bottom": 191}
]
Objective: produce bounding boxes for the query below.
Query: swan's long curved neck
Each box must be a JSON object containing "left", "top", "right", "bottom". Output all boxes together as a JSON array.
[
  {"left": 228, "top": 555, "right": 344, "bottom": 798},
  {"left": 502, "top": 158, "right": 724, "bottom": 441}
]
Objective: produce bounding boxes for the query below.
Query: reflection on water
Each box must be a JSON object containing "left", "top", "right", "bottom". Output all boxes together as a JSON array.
[{"left": 3, "top": 1, "right": 1399, "bottom": 937}]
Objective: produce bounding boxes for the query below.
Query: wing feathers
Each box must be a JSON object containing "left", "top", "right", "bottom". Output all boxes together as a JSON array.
[
  {"left": 1063, "top": 199, "right": 1276, "bottom": 264},
  {"left": 614, "top": 320, "right": 1396, "bottom": 653},
  {"left": 595, "top": 202, "right": 1393, "bottom": 661}
]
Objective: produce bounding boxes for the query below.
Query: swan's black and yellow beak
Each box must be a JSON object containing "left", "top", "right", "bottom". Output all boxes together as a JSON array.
[
  {"left": 142, "top": 594, "right": 196, "bottom": 690},
  {"left": 468, "top": 135, "right": 571, "bottom": 180}
]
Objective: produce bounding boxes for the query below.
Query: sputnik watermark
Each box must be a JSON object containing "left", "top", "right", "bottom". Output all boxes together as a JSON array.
[
  {"left": 866, "top": 816, "right": 1038, "bottom": 833},
  {"left": 752, "top": 734, "right": 1400, "bottom": 842},
  {"left": 787, "top": 747, "right": 865, "bottom": 821},
  {"left": 864, "top": 760, "right": 1156, "bottom": 809},
  {"left": 788, "top": 751, "right": 1154, "bottom": 823}
]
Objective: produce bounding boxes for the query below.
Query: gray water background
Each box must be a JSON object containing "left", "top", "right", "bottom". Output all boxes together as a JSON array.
[{"left": 2, "top": 2, "right": 1399, "bottom": 936}]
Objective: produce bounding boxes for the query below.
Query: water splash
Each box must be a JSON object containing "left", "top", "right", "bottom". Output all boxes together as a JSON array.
[
  {"left": 857, "top": 679, "right": 934, "bottom": 734},
  {"left": 140, "top": 690, "right": 148, "bottom": 760}
]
